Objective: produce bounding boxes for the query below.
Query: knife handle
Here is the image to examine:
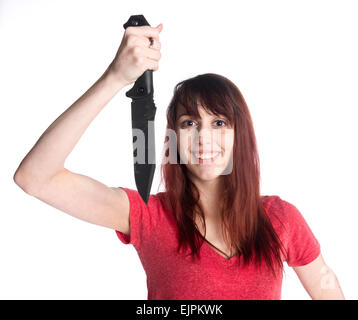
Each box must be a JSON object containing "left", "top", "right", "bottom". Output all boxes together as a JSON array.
[{"left": 123, "top": 15, "right": 154, "bottom": 99}]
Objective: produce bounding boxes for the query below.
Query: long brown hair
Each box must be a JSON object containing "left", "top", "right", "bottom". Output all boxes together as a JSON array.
[{"left": 158, "top": 73, "right": 286, "bottom": 277}]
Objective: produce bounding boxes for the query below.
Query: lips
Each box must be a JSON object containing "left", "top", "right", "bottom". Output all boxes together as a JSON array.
[
  {"left": 191, "top": 151, "right": 222, "bottom": 164},
  {"left": 194, "top": 151, "right": 220, "bottom": 159},
  {"left": 192, "top": 149, "right": 221, "bottom": 155}
]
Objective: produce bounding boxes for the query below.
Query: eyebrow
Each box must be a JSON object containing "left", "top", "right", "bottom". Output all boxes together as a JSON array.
[
  {"left": 177, "top": 113, "right": 224, "bottom": 120},
  {"left": 177, "top": 113, "right": 190, "bottom": 119}
]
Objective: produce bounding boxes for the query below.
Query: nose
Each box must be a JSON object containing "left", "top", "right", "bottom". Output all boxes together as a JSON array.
[{"left": 196, "top": 127, "right": 217, "bottom": 150}]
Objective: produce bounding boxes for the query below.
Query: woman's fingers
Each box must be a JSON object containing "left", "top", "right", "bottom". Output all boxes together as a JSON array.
[
  {"left": 145, "top": 57, "right": 159, "bottom": 71},
  {"left": 126, "top": 24, "right": 162, "bottom": 39},
  {"left": 142, "top": 46, "right": 162, "bottom": 61},
  {"left": 126, "top": 24, "right": 162, "bottom": 49},
  {"left": 126, "top": 34, "right": 161, "bottom": 51},
  {"left": 148, "top": 37, "right": 161, "bottom": 50},
  {"left": 109, "top": 23, "right": 163, "bottom": 86}
]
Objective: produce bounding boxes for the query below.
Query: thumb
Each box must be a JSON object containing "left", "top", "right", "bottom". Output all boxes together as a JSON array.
[{"left": 156, "top": 23, "right": 163, "bottom": 32}]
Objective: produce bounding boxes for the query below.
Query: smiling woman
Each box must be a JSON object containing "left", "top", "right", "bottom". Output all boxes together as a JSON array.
[
  {"left": 176, "top": 108, "right": 234, "bottom": 169},
  {"left": 161, "top": 73, "right": 286, "bottom": 275},
  {"left": 12, "top": 10, "right": 345, "bottom": 299},
  {"left": 114, "top": 73, "right": 344, "bottom": 299}
]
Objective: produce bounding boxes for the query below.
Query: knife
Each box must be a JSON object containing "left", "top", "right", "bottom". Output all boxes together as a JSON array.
[{"left": 123, "top": 15, "right": 157, "bottom": 205}]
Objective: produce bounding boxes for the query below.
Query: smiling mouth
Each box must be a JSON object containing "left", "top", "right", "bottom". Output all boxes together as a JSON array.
[{"left": 191, "top": 151, "right": 222, "bottom": 164}]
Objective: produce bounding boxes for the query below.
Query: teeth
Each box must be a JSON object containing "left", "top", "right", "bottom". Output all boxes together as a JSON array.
[{"left": 194, "top": 152, "right": 220, "bottom": 159}]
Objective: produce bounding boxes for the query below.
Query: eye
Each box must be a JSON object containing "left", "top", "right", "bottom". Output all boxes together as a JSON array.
[
  {"left": 181, "top": 120, "right": 197, "bottom": 128},
  {"left": 214, "top": 120, "right": 227, "bottom": 127}
]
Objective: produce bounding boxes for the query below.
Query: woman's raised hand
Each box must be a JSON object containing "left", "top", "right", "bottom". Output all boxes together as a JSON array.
[{"left": 108, "top": 23, "right": 163, "bottom": 87}]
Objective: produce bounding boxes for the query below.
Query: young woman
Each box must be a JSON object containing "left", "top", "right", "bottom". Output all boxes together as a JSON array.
[{"left": 13, "top": 23, "right": 344, "bottom": 300}]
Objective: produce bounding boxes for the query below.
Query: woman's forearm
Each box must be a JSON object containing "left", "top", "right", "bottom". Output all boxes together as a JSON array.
[
  {"left": 14, "top": 66, "right": 125, "bottom": 190},
  {"left": 316, "top": 272, "right": 345, "bottom": 300}
]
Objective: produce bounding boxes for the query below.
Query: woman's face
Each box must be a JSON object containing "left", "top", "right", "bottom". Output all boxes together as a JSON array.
[{"left": 175, "top": 103, "right": 235, "bottom": 181}]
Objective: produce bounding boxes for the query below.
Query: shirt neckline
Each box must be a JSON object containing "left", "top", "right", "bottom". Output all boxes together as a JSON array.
[{"left": 199, "top": 235, "right": 239, "bottom": 264}]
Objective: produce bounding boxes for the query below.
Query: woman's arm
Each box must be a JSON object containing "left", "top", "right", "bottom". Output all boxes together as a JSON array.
[
  {"left": 13, "top": 24, "right": 162, "bottom": 232},
  {"left": 14, "top": 67, "right": 125, "bottom": 192},
  {"left": 293, "top": 253, "right": 345, "bottom": 300}
]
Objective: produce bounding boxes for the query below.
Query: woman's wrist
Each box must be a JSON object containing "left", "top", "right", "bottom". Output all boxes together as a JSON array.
[
  {"left": 101, "top": 64, "right": 127, "bottom": 94},
  {"left": 103, "top": 63, "right": 129, "bottom": 92}
]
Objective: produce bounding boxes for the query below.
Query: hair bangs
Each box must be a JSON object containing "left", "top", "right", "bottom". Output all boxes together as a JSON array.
[{"left": 172, "top": 74, "right": 237, "bottom": 127}]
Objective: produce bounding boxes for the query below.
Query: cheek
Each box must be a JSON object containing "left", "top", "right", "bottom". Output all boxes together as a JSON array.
[
  {"left": 177, "top": 130, "right": 193, "bottom": 152},
  {"left": 219, "top": 129, "right": 234, "bottom": 152},
  {"left": 176, "top": 131, "right": 193, "bottom": 165}
]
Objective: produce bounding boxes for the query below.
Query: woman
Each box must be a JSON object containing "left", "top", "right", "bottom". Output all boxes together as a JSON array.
[{"left": 13, "top": 23, "right": 344, "bottom": 300}]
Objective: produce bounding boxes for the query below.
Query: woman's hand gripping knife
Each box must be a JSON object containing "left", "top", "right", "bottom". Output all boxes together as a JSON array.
[{"left": 13, "top": 24, "right": 163, "bottom": 232}]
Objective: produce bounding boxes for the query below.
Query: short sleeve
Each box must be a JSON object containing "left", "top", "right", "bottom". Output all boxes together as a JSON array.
[
  {"left": 115, "top": 187, "right": 157, "bottom": 248},
  {"left": 280, "top": 198, "right": 321, "bottom": 267}
]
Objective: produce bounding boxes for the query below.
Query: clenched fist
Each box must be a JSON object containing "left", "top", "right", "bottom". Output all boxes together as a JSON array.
[{"left": 108, "top": 23, "right": 163, "bottom": 87}]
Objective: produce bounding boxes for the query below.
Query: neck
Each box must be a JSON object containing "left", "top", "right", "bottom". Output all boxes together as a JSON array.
[{"left": 189, "top": 174, "right": 224, "bottom": 220}]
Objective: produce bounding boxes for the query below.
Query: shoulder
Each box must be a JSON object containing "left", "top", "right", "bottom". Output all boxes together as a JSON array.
[
  {"left": 262, "top": 196, "right": 321, "bottom": 267},
  {"left": 260, "top": 194, "right": 304, "bottom": 236},
  {"left": 261, "top": 195, "right": 300, "bottom": 222},
  {"left": 261, "top": 195, "right": 285, "bottom": 221},
  {"left": 121, "top": 187, "right": 165, "bottom": 207},
  {"left": 120, "top": 187, "right": 170, "bottom": 221},
  {"left": 261, "top": 194, "right": 318, "bottom": 241}
]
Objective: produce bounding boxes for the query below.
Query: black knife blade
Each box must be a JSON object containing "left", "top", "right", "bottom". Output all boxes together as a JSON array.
[{"left": 123, "top": 15, "right": 157, "bottom": 205}]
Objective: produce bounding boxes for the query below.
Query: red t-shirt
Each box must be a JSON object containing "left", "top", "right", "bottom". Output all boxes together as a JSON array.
[{"left": 115, "top": 187, "right": 321, "bottom": 300}]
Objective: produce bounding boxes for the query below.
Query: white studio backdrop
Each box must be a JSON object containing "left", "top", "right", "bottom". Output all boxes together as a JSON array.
[{"left": 1, "top": 0, "right": 357, "bottom": 299}]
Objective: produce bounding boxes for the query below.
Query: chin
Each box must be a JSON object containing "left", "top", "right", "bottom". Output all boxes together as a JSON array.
[{"left": 188, "top": 165, "right": 226, "bottom": 182}]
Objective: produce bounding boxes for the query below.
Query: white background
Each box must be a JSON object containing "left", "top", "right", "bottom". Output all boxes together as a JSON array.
[{"left": 1, "top": 0, "right": 357, "bottom": 299}]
